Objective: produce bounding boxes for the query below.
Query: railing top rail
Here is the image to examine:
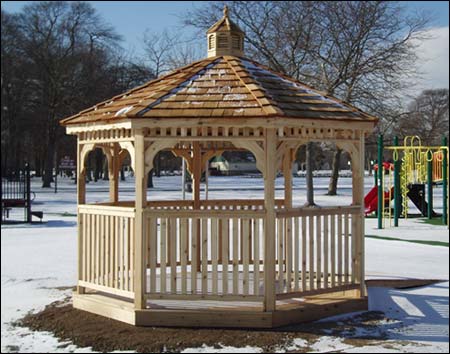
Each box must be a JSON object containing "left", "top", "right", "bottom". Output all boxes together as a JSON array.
[
  {"left": 144, "top": 208, "right": 265, "bottom": 219},
  {"left": 78, "top": 204, "right": 136, "bottom": 217},
  {"left": 276, "top": 205, "right": 361, "bottom": 218}
]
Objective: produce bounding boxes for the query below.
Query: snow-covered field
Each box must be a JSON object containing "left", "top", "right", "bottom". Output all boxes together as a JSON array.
[{"left": 1, "top": 175, "right": 448, "bottom": 353}]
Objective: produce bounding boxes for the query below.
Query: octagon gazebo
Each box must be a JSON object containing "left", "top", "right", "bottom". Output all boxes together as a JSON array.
[{"left": 61, "top": 7, "right": 378, "bottom": 328}]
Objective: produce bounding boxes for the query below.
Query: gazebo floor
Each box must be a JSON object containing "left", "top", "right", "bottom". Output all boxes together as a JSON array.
[{"left": 73, "top": 285, "right": 367, "bottom": 328}]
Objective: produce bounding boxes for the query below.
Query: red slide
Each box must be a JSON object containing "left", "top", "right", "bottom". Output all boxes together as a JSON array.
[{"left": 364, "top": 186, "right": 395, "bottom": 216}]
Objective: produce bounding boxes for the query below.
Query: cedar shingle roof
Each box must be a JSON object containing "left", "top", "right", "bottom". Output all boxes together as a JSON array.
[{"left": 60, "top": 56, "right": 378, "bottom": 126}]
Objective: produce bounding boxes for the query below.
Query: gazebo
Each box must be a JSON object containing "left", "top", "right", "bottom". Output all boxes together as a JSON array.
[{"left": 61, "top": 7, "right": 378, "bottom": 328}]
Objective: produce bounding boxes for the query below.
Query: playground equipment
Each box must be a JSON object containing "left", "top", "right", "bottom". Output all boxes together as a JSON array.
[
  {"left": 364, "top": 162, "right": 394, "bottom": 218},
  {"left": 365, "top": 135, "right": 448, "bottom": 229}
]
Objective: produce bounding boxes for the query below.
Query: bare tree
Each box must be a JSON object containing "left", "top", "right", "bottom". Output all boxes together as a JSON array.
[
  {"left": 142, "top": 29, "right": 202, "bottom": 77},
  {"left": 183, "top": 1, "right": 430, "bottom": 196},
  {"left": 398, "top": 89, "right": 449, "bottom": 145},
  {"left": 2, "top": 2, "right": 154, "bottom": 185}
]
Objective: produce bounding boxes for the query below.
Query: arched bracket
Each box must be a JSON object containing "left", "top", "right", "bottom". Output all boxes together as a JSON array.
[
  {"left": 119, "top": 141, "right": 136, "bottom": 172},
  {"left": 232, "top": 140, "right": 265, "bottom": 173},
  {"left": 275, "top": 141, "right": 306, "bottom": 172},
  {"left": 336, "top": 141, "right": 358, "bottom": 165},
  {"left": 201, "top": 149, "right": 224, "bottom": 173},
  {"left": 79, "top": 143, "right": 96, "bottom": 175},
  {"left": 172, "top": 148, "right": 194, "bottom": 174},
  {"left": 144, "top": 140, "right": 177, "bottom": 175},
  {"left": 79, "top": 143, "right": 115, "bottom": 175}
]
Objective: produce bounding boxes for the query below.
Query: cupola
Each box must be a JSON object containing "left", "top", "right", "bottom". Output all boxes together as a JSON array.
[{"left": 206, "top": 6, "right": 245, "bottom": 58}]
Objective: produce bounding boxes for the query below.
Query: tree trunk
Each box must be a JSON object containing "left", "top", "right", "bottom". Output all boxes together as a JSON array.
[
  {"left": 305, "top": 142, "right": 316, "bottom": 206},
  {"left": 86, "top": 153, "right": 93, "bottom": 182},
  {"left": 34, "top": 152, "right": 42, "bottom": 177},
  {"left": 42, "top": 138, "right": 55, "bottom": 188},
  {"left": 155, "top": 152, "right": 161, "bottom": 177},
  {"left": 102, "top": 158, "right": 109, "bottom": 180},
  {"left": 94, "top": 149, "right": 102, "bottom": 182},
  {"left": 327, "top": 148, "right": 342, "bottom": 195},
  {"left": 147, "top": 169, "right": 154, "bottom": 188}
]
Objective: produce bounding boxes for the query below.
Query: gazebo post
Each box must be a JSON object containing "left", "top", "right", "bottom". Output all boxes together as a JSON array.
[
  {"left": 283, "top": 149, "right": 293, "bottom": 208},
  {"left": 109, "top": 143, "right": 120, "bottom": 203},
  {"left": 351, "top": 133, "right": 366, "bottom": 296},
  {"left": 192, "top": 142, "right": 202, "bottom": 270},
  {"left": 283, "top": 149, "right": 293, "bottom": 276},
  {"left": 264, "top": 128, "right": 277, "bottom": 312},
  {"left": 134, "top": 130, "right": 146, "bottom": 309},
  {"left": 192, "top": 142, "right": 202, "bottom": 209},
  {"left": 76, "top": 140, "right": 86, "bottom": 294},
  {"left": 357, "top": 134, "right": 366, "bottom": 296}
]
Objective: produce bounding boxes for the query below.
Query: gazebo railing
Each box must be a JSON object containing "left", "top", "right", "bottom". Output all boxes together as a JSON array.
[
  {"left": 76, "top": 202, "right": 362, "bottom": 305},
  {"left": 146, "top": 199, "right": 285, "bottom": 211},
  {"left": 143, "top": 208, "right": 265, "bottom": 301},
  {"left": 274, "top": 205, "right": 362, "bottom": 297},
  {"left": 78, "top": 204, "right": 136, "bottom": 299}
]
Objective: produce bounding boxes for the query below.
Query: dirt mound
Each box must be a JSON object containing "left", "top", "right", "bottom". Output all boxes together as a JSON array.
[{"left": 18, "top": 298, "right": 392, "bottom": 352}]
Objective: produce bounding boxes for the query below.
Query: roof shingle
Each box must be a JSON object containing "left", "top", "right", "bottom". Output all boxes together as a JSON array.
[{"left": 60, "top": 56, "right": 378, "bottom": 126}]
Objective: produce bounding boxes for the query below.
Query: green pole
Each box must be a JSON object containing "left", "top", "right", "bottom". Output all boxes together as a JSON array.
[
  {"left": 393, "top": 136, "right": 400, "bottom": 227},
  {"left": 374, "top": 167, "right": 378, "bottom": 190},
  {"left": 377, "top": 134, "right": 384, "bottom": 229},
  {"left": 442, "top": 136, "right": 448, "bottom": 225},
  {"left": 427, "top": 149, "right": 433, "bottom": 219}
]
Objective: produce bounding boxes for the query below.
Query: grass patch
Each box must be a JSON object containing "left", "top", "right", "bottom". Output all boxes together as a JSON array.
[
  {"left": 366, "top": 235, "right": 448, "bottom": 247},
  {"left": 418, "top": 218, "right": 447, "bottom": 226}
]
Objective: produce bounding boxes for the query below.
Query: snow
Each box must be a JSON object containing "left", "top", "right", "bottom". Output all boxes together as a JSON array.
[
  {"left": 1, "top": 174, "right": 448, "bottom": 352},
  {"left": 114, "top": 106, "right": 134, "bottom": 117},
  {"left": 223, "top": 93, "right": 248, "bottom": 100},
  {"left": 241, "top": 59, "right": 348, "bottom": 109},
  {"left": 182, "top": 345, "right": 263, "bottom": 353}
]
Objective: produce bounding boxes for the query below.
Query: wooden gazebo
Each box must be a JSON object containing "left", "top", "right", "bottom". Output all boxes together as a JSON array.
[{"left": 61, "top": 7, "right": 378, "bottom": 328}]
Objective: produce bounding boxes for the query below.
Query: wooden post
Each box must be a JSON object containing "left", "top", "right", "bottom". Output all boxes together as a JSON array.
[
  {"left": 192, "top": 142, "right": 202, "bottom": 209},
  {"left": 282, "top": 149, "right": 293, "bottom": 280},
  {"left": 134, "top": 130, "right": 146, "bottom": 309},
  {"left": 264, "top": 129, "right": 277, "bottom": 312},
  {"left": 109, "top": 143, "right": 120, "bottom": 203},
  {"left": 77, "top": 141, "right": 86, "bottom": 294},
  {"left": 192, "top": 142, "right": 202, "bottom": 271},
  {"left": 352, "top": 133, "right": 366, "bottom": 296},
  {"left": 283, "top": 149, "right": 293, "bottom": 208}
]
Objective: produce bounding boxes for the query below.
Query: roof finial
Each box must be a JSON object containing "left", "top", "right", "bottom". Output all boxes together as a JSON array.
[{"left": 223, "top": 5, "right": 229, "bottom": 18}]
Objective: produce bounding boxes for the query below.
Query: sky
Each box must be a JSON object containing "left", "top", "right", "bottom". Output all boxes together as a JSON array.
[{"left": 1, "top": 1, "right": 449, "bottom": 92}]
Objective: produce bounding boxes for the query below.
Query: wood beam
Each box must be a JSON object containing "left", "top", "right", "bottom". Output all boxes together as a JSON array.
[
  {"left": 134, "top": 130, "right": 146, "bottom": 309},
  {"left": 264, "top": 128, "right": 277, "bottom": 312},
  {"left": 76, "top": 141, "right": 86, "bottom": 295},
  {"left": 109, "top": 143, "right": 120, "bottom": 203}
]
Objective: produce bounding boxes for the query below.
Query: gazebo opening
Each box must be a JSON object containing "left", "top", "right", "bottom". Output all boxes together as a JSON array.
[{"left": 61, "top": 6, "right": 377, "bottom": 328}]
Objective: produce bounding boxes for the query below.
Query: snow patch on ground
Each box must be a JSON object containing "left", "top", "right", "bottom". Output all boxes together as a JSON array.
[
  {"left": 182, "top": 344, "right": 263, "bottom": 353},
  {"left": 1, "top": 175, "right": 448, "bottom": 352}
]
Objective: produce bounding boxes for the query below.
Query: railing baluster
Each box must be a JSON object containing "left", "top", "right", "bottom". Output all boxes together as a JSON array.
[
  {"left": 191, "top": 218, "right": 198, "bottom": 294},
  {"left": 253, "top": 219, "right": 260, "bottom": 295},
  {"left": 222, "top": 218, "right": 229, "bottom": 295},
  {"left": 232, "top": 217, "right": 239, "bottom": 295},
  {"left": 160, "top": 217, "right": 167, "bottom": 294},
  {"left": 308, "top": 215, "right": 314, "bottom": 291},
  {"left": 294, "top": 216, "right": 299, "bottom": 291},
  {"left": 201, "top": 218, "right": 208, "bottom": 295},
  {"left": 316, "top": 215, "right": 322, "bottom": 290}
]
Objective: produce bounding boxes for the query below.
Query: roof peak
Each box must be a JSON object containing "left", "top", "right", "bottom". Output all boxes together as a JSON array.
[{"left": 206, "top": 6, "right": 245, "bottom": 58}]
